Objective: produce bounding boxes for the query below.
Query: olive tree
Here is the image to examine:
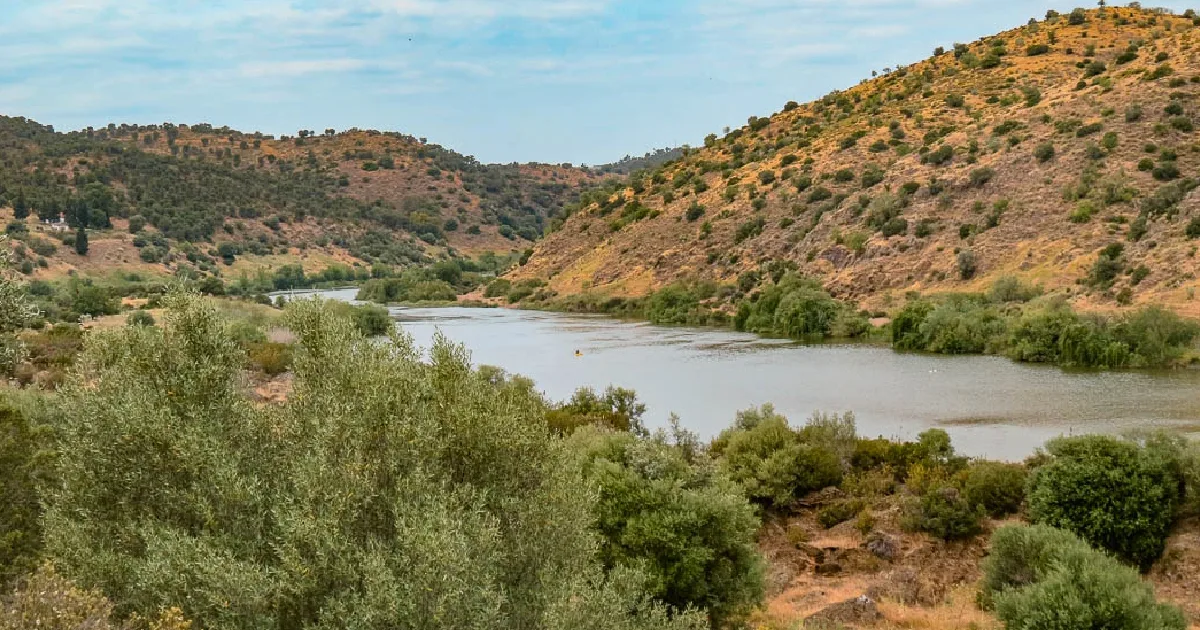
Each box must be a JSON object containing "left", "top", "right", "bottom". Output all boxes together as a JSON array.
[
  {"left": 0, "top": 242, "right": 38, "bottom": 374},
  {"left": 44, "top": 293, "right": 704, "bottom": 630}
]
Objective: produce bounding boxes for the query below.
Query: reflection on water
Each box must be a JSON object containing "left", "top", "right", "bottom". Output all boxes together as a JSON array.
[{"left": 304, "top": 289, "right": 1200, "bottom": 461}]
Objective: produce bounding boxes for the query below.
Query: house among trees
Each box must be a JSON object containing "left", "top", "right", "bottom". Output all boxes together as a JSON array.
[{"left": 42, "top": 213, "right": 69, "bottom": 233}]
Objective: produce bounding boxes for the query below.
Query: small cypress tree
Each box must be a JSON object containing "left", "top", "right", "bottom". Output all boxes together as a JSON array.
[{"left": 74, "top": 226, "right": 88, "bottom": 256}]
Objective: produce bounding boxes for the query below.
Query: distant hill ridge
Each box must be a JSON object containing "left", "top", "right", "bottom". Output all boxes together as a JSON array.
[
  {"left": 515, "top": 6, "right": 1200, "bottom": 317},
  {"left": 0, "top": 115, "right": 602, "bottom": 279}
]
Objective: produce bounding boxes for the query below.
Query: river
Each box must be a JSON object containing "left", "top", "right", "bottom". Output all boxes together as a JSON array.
[{"left": 303, "top": 288, "right": 1200, "bottom": 461}]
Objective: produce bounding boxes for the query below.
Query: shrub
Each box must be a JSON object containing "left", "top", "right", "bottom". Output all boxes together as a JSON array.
[
  {"left": 945, "top": 93, "right": 965, "bottom": 108},
  {"left": 644, "top": 280, "right": 724, "bottom": 326},
  {"left": 1027, "top": 435, "right": 1184, "bottom": 569},
  {"left": 1034, "top": 142, "right": 1055, "bottom": 162},
  {"left": 484, "top": 278, "right": 512, "bottom": 298},
  {"left": 818, "top": 499, "right": 866, "bottom": 529},
  {"left": 712, "top": 405, "right": 844, "bottom": 508},
  {"left": 1125, "top": 104, "right": 1143, "bottom": 122},
  {"left": 960, "top": 462, "right": 1026, "bottom": 517},
  {"left": 573, "top": 428, "right": 765, "bottom": 627},
  {"left": 989, "top": 276, "right": 1042, "bottom": 303},
  {"left": 925, "top": 144, "right": 954, "bottom": 165},
  {"left": 968, "top": 167, "right": 995, "bottom": 187},
  {"left": 125, "top": 310, "right": 156, "bottom": 327},
  {"left": 685, "top": 202, "right": 705, "bottom": 222},
  {"left": 957, "top": 250, "right": 977, "bottom": 280},
  {"left": 0, "top": 564, "right": 194, "bottom": 630},
  {"left": 247, "top": 341, "right": 293, "bottom": 376},
  {"left": 860, "top": 165, "right": 885, "bottom": 188},
  {"left": 981, "top": 525, "right": 1186, "bottom": 630},
  {"left": 42, "top": 295, "right": 705, "bottom": 630},
  {"left": 734, "top": 217, "right": 765, "bottom": 243},
  {"left": 881, "top": 217, "right": 908, "bottom": 237},
  {"left": 1025, "top": 43, "right": 1050, "bottom": 55},
  {"left": 733, "top": 273, "right": 844, "bottom": 339},
  {"left": 903, "top": 485, "right": 984, "bottom": 540},
  {"left": 1188, "top": 217, "right": 1200, "bottom": 239}
]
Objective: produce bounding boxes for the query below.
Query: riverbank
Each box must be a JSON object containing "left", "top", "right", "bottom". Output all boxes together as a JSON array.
[{"left": 469, "top": 274, "right": 1200, "bottom": 371}]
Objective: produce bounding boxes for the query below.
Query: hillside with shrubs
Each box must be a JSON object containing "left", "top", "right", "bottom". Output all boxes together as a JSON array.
[
  {"left": 515, "top": 5, "right": 1200, "bottom": 319},
  {"left": 3, "top": 257, "right": 1200, "bottom": 629},
  {"left": 0, "top": 114, "right": 600, "bottom": 285}
]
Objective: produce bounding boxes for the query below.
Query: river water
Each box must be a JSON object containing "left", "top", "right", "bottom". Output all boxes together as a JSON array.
[{"left": 305, "top": 288, "right": 1200, "bottom": 461}]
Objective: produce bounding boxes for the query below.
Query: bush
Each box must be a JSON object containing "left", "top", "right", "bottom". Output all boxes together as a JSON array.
[
  {"left": 1188, "top": 217, "right": 1200, "bottom": 239},
  {"left": 42, "top": 295, "right": 705, "bottom": 630},
  {"left": 546, "top": 386, "right": 647, "bottom": 435},
  {"left": 1025, "top": 43, "right": 1050, "bottom": 56},
  {"left": 968, "top": 167, "right": 995, "bottom": 187},
  {"left": 981, "top": 525, "right": 1186, "bottom": 630},
  {"left": 125, "top": 310, "right": 156, "bottom": 327},
  {"left": 711, "top": 405, "right": 844, "bottom": 508},
  {"left": 1034, "top": 142, "right": 1055, "bottom": 162},
  {"left": 685, "top": 202, "right": 705, "bottom": 222},
  {"left": 348, "top": 303, "right": 391, "bottom": 336},
  {"left": 573, "top": 428, "right": 765, "bottom": 627},
  {"left": 0, "top": 564, "right": 193, "bottom": 630},
  {"left": 960, "top": 462, "right": 1026, "bottom": 517},
  {"left": 247, "top": 340, "right": 293, "bottom": 376},
  {"left": 1027, "top": 435, "right": 1184, "bottom": 569},
  {"left": 903, "top": 485, "right": 984, "bottom": 540},
  {"left": 957, "top": 250, "right": 977, "bottom": 280},
  {"left": 0, "top": 399, "right": 49, "bottom": 585},
  {"left": 880, "top": 217, "right": 908, "bottom": 237},
  {"left": 644, "top": 280, "right": 725, "bottom": 326},
  {"left": 484, "top": 278, "right": 512, "bottom": 298},
  {"left": 818, "top": 499, "right": 866, "bottom": 529},
  {"left": 733, "top": 273, "right": 844, "bottom": 339},
  {"left": 988, "top": 276, "right": 1042, "bottom": 303}
]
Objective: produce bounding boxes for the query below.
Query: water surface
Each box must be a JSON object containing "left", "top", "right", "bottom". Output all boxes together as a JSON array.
[{"left": 308, "top": 288, "right": 1200, "bottom": 460}]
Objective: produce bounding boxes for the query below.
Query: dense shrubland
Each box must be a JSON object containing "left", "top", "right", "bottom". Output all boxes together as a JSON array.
[{"left": 1, "top": 283, "right": 1199, "bottom": 628}]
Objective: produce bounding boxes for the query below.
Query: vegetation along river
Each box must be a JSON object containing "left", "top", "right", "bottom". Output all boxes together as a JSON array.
[{"left": 311, "top": 288, "right": 1200, "bottom": 461}]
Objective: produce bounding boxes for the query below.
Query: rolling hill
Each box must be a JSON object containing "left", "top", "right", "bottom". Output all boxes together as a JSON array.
[
  {"left": 514, "top": 6, "right": 1200, "bottom": 316},
  {"left": 0, "top": 115, "right": 601, "bottom": 281}
]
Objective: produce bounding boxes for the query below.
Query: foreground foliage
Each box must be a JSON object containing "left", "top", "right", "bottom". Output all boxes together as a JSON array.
[
  {"left": 1027, "top": 435, "right": 1184, "bottom": 569},
  {"left": 981, "top": 525, "right": 1185, "bottom": 630},
  {"left": 573, "top": 425, "right": 764, "bottom": 627},
  {"left": 42, "top": 293, "right": 705, "bottom": 630}
]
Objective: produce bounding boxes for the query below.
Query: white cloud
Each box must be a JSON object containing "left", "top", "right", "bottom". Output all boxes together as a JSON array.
[
  {"left": 367, "top": 0, "right": 608, "bottom": 21},
  {"left": 238, "top": 59, "right": 368, "bottom": 77},
  {"left": 852, "top": 24, "right": 910, "bottom": 37}
]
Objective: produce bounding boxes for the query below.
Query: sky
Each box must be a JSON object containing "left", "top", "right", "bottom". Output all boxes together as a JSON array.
[{"left": 1, "top": 1, "right": 1196, "bottom": 165}]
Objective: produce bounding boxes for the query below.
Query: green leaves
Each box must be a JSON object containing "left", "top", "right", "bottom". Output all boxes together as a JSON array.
[{"left": 44, "top": 293, "right": 705, "bottom": 630}]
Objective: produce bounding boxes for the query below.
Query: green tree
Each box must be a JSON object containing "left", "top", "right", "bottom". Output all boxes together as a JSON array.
[
  {"left": 0, "top": 243, "right": 38, "bottom": 373},
  {"left": 43, "top": 294, "right": 705, "bottom": 630},
  {"left": 710, "top": 405, "right": 844, "bottom": 508},
  {"left": 572, "top": 426, "right": 764, "bottom": 627},
  {"left": 74, "top": 227, "right": 88, "bottom": 256},
  {"left": 1027, "top": 435, "right": 1183, "bottom": 569},
  {"left": 0, "top": 398, "right": 52, "bottom": 584}
]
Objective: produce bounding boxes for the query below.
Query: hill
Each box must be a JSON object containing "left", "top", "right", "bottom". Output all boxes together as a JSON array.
[
  {"left": 0, "top": 115, "right": 600, "bottom": 282},
  {"left": 514, "top": 6, "right": 1200, "bottom": 317}
]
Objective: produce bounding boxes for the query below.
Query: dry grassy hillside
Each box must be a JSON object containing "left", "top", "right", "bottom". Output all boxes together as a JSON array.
[
  {"left": 516, "top": 6, "right": 1200, "bottom": 316},
  {"left": 126, "top": 126, "right": 597, "bottom": 254}
]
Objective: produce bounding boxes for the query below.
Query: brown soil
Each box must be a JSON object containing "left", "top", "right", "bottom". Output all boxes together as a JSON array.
[{"left": 752, "top": 496, "right": 1200, "bottom": 630}]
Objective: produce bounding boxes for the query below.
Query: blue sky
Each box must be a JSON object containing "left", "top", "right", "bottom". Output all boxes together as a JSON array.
[{"left": 1, "top": 1, "right": 1195, "bottom": 164}]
